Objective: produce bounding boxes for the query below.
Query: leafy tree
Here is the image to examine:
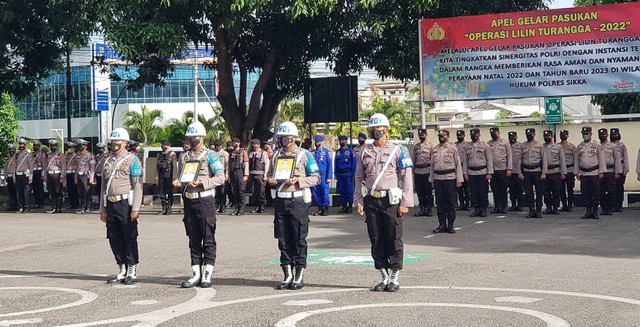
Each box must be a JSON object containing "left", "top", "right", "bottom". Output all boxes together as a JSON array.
[
  {"left": 122, "top": 105, "right": 164, "bottom": 146},
  {"left": 361, "top": 95, "right": 413, "bottom": 139},
  {"left": 159, "top": 110, "right": 228, "bottom": 146},
  {"left": 0, "top": 93, "right": 20, "bottom": 168}
]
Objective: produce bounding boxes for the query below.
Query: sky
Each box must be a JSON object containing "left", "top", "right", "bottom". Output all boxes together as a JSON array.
[{"left": 549, "top": 0, "right": 575, "bottom": 9}]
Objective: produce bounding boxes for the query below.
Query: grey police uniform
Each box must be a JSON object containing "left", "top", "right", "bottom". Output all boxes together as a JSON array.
[
  {"left": 45, "top": 146, "right": 67, "bottom": 213},
  {"left": 454, "top": 138, "right": 470, "bottom": 210},
  {"left": 13, "top": 149, "right": 35, "bottom": 212},
  {"left": 559, "top": 140, "right": 576, "bottom": 211},
  {"left": 508, "top": 136, "right": 523, "bottom": 211},
  {"left": 4, "top": 148, "right": 18, "bottom": 210},
  {"left": 463, "top": 137, "right": 493, "bottom": 216},
  {"left": 598, "top": 138, "right": 622, "bottom": 215},
  {"left": 574, "top": 127, "right": 606, "bottom": 219},
  {"left": 488, "top": 135, "right": 512, "bottom": 213},
  {"left": 429, "top": 140, "right": 464, "bottom": 233},
  {"left": 66, "top": 150, "right": 80, "bottom": 208},
  {"left": 413, "top": 139, "right": 434, "bottom": 216},
  {"left": 612, "top": 135, "right": 628, "bottom": 212},
  {"left": 520, "top": 130, "right": 547, "bottom": 218},
  {"left": 542, "top": 140, "right": 566, "bottom": 214},
  {"left": 75, "top": 150, "right": 96, "bottom": 213}
]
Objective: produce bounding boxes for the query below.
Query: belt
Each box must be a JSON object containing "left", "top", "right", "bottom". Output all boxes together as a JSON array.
[
  {"left": 277, "top": 191, "right": 304, "bottom": 198},
  {"left": 184, "top": 189, "right": 214, "bottom": 200},
  {"left": 580, "top": 165, "right": 599, "bottom": 172},
  {"left": 606, "top": 164, "right": 614, "bottom": 169},
  {"left": 35, "top": 167, "right": 42, "bottom": 171},
  {"left": 369, "top": 190, "right": 388, "bottom": 198},
  {"left": 468, "top": 166, "right": 487, "bottom": 171},
  {"left": 6, "top": 173, "right": 13, "bottom": 177},
  {"left": 547, "top": 164, "right": 560, "bottom": 169},
  {"left": 566, "top": 164, "right": 574, "bottom": 168},
  {"left": 414, "top": 163, "right": 431, "bottom": 168},
  {"left": 66, "top": 170, "right": 76, "bottom": 174},
  {"left": 435, "top": 169, "right": 456, "bottom": 175},
  {"left": 523, "top": 163, "right": 541, "bottom": 170},
  {"left": 48, "top": 170, "right": 62, "bottom": 174},
  {"left": 15, "top": 172, "right": 25, "bottom": 176},
  {"left": 319, "top": 171, "right": 327, "bottom": 175},
  {"left": 107, "top": 193, "right": 129, "bottom": 203},
  {"left": 336, "top": 169, "right": 352, "bottom": 174}
]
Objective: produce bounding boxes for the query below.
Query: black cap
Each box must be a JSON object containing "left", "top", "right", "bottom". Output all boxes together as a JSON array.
[
  {"left": 226, "top": 141, "right": 234, "bottom": 147},
  {"left": 470, "top": 128, "right": 480, "bottom": 135},
  {"left": 96, "top": 142, "right": 106, "bottom": 148},
  {"left": 49, "top": 139, "right": 58, "bottom": 145},
  {"left": 456, "top": 130, "right": 465, "bottom": 136},
  {"left": 214, "top": 140, "right": 223, "bottom": 146},
  {"left": 32, "top": 140, "right": 41, "bottom": 146},
  {"left": 610, "top": 128, "right": 620, "bottom": 135},
  {"left": 543, "top": 130, "right": 553, "bottom": 137},
  {"left": 418, "top": 129, "right": 427, "bottom": 135},
  {"left": 232, "top": 137, "right": 241, "bottom": 143},
  {"left": 508, "top": 131, "right": 517, "bottom": 137},
  {"left": 560, "top": 130, "right": 569, "bottom": 136},
  {"left": 251, "top": 138, "right": 261, "bottom": 144},
  {"left": 489, "top": 127, "right": 499, "bottom": 133},
  {"left": 129, "top": 140, "right": 139, "bottom": 146},
  {"left": 182, "top": 139, "right": 190, "bottom": 145},
  {"left": 598, "top": 128, "right": 607, "bottom": 135},
  {"left": 437, "top": 129, "right": 450, "bottom": 136},
  {"left": 208, "top": 139, "right": 217, "bottom": 145},
  {"left": 162, "top": 140, "right": 171, "bottom": 146},
  {"left": 581, "top": 126, "right": 592, "bottom": 134},
  {"left": 525, "top": 128, "right": 535, "bottom": 135}
]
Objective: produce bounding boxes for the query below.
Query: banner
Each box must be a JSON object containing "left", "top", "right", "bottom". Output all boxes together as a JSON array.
[{"left": 420, "top": 3, "right": 640, "bottom": 101}]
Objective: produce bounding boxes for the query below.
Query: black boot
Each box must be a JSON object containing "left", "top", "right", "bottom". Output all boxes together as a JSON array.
[
  {"left": 107, "top": 264, "right": 127, "bottom": 284},
  {"left": 312, "top": 207, "right": 322, "bottom": 216},
  {"left": 490, "top": 205, "right": 501, "bottom": 214},
  {"left": 551, "top": 205, "right": 559, "bottom": 215},
  {"left": 425, "top": 206, "right": 433, "bottom": 217},
  {"left": 338, "top": 204, "right": 347, "bottom": 213},
  {"left": 591, "top": 206, "right": 600, "bottom": 219},
  {"left": 346, "top": 203, "right": 353, "bottom": 213},
  {"left": 526, "top": 207, "right": 536, "bottom": 218},
  {"left": 257, "top": 205, "right": 265, "bottom": 213},
  {"left": 277, "top": 265, "right": 294, "bottom": 290},
  {"left": 250, "top": 206, "right": 260, "bottom": 213},
  {"left": 470, "top": 207, "right": 481, "bottom": 217},
  {"left": 414, "top": 205, "right": 426, "bottom": 217},
  {"left": 535, "top": 207, "right": 542, "bottom": 218},
  {"left": 601, "top": 206, "right": 612, "bottom": 216},
  {"left": 232, "top": 204, "right": 240, "bottom": 215},
  {"left": 372, "top": 268, "right": 389, "bottom": 292},
  {"left": 165, "top": 205, "right": 172, "bottom": 215},
  {"left": 480, "top": 207, "right": 487, "bottom": 217},
  {"left": 320, "top": 206, "right": 329, "bottom": 216},
  {"left": 158, "top": 204, "right": 166, "bottom": 215},
  {"left": 447, "top": 219, "right": 456, "bottom": 234},
  {"left": 290, "top": 266, "right": 305, "bottom": 290},
  {"left": 581, "top": 207, "right": 592, "bottom": 219},
  {"left": 544, "top": 206, "right": 553, "bottom": 214},
  {"left": 235, "top": 205, "right": 245, "bottom": 216},
  {"left": 385, "top": 270, "right": 400, "bottom": 292},
  {"left": 433, "top": 222, "right": 447, "bottom": 233}
]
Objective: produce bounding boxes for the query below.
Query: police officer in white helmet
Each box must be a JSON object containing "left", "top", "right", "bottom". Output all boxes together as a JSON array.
[
  {"left": 173, "top": 122, "right": 225, "bottom": 288},
  {"left": 100, "top": 128, "right": 144, "bottom": 285}
]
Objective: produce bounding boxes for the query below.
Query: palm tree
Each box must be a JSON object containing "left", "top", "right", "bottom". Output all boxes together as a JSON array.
[
  {"left": 361, "top": 95, "right": 413, "bottom": 139},
  {"left": 161, "top": 110, "right": 228, "bottom": 146},
  {"left": 122, "top": 105, "right": 164, "bottom": 146}
]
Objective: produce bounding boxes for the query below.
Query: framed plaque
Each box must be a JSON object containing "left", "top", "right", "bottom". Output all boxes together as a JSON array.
[
  {"left": 274, "top": 157, "right": 295, "bottom": 182},
  {"left": 179, "top": 160, "right": 201, "bottom": 185}
]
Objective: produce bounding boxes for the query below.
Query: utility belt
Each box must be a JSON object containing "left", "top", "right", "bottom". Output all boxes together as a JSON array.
[
  {"left": 522, "top": 162, "right": 542, "bottom": 170},
  {"left": 48, "top": 170, "right": 62, "bottom": 175},
  {"left": 106, "top": 193, "right": 129, "bottom": 203},
  {"left": 566, "top": 164, "right": 574, "bottom": 169},
  {"left": 273, "top": 188, "right": 312, "bottom": 203},
  {"left": 319, "top": 171, "right": 327, "bottom": 175},
  {"left": 468, "top": 165, "right": 487, "bottom": 171},
  {"left": 368, "top": 187, "right": 403, "bottom": 205},
  {"left": 580, "top": 165, "right": 599, "bottom": 172},
  {"left": 34, "top": 167, "right": 42, "bottom": 171},
  {"left": 414, "top": 163, "right": 431, "bottom": 169},
  {"left": 547, "top": 164, "right": 560, "bottom": 169},
  {"left": 184, "top": 189, "right": 215, "bottom": 200},
  {"left": 6, "top": 173, "right": 13, "bottom": 178},
  {"left": 277, "top": 190, "right": 304, "bottom": 198},
  {"left": 336, "top": 169, "right": 352, "bottom": 174},
  {"left": 66, "top": 170, "right": 76, "bottom": 174},
  {"left": 435, "top": 169, "right": 456, "bottom": 175},
  {"left": 606, "top": 164, "right": 614, "bottom": 169},
  {"left": 15, "top": 171, "right": 28, "bottom": 176},
  {"left": 96, "top": 172, "right": 102, "bottom": 177}
]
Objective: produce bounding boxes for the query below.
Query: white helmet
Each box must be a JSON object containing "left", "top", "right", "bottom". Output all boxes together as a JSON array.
[
  {"left": 109, "top": 128, "right": 130, "bottom": 141},
  {"left": 185, "top": 122, "right": 206, "bottom": 136},
  {"left": 368, "top": 113, "right": 390, "bottom": 128},
  {"left": 276, "top": 122, "right": 298, "bottom": 137}
]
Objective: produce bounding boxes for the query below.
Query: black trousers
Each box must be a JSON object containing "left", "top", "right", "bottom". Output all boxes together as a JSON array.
[
  {"left": 490, "top": 170, "right": 508, "bottom": 209},
  {"left": 543, "top": 172, "right": 562, "bottom": 208},
  {"left": 159, "top": 176, "right": 174, "bottom": 207},
  {"left": 47, "top": 173, "right": 63, "bottom": 203},
  {"left": 14, "top": 175, "right": 30, "bottom": 209},
  {"left": 414, "top": 173, "right": 433, "bottom": 208},
  {"left": 469, "top": 174, "right": 489, "bottom": 209},
  {"left": 364, "top": 195, "right": 403, "bottom": 270},
  {"left": 434, "top": 179, "right": 457, "bottom": 226},
  {"left": 249, "top": 174, "right": 266, "bottom": 206},
  {"left": 184, "top": 195, "right": 217, "bottom": 266},
  {"left": 560, "top": 172, "right": 575, "bottom": 207},
  {"left": 32, "top": 170, "right": 44, "bottom": 206},
  {"left": 580, "top": 175, "right": 600, "bottom": 207},
  {"left": 615, "top": 174, "right": 626, "bottom": 209},
  {"left": 274, "top": 197, "right": 310, "bottom": 267},
  {"left": 106, "top": 200, "right": 139, "bottom": 265},
  {"left": 457, "top": 180, "right": 470, "bottom": 206},
  {"left": 265, "top": 183, "right": 273, "bottom": 205},
  {"left": 230, "top": 170, "right": 245, "bottom": 206},
  {"left": 600, "top": 172, "right": 616, "bottom": 210},
  {"left": 215, "top": 184, "right": 226, "bottom": 206},
  {"left": 77, "top": 175, "right": 91, "bottom": 209},
  {"left": 509, "top": 173, "right": 523, "bottom": 208},
  {"left": 6, "top": 176, "right": 18, "bottom": 209},
  {"left": 523, "top": 171, "right": 543, "bottom": 210},
  {"left": 66, "top": 173, "right": 79, "bottom": 207}
]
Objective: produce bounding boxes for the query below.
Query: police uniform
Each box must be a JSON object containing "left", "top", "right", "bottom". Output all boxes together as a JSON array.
[
  {"left": 429, "top": 130, "right": 464, "bottom": 234},
  {"left": 225, "top": 141, "right": 235, "bottom": 208},
  {"left": 30, "top": 141, "right": 46, "bottom": 208},
  {"left": 559, "top": 130, "right": 576, "bottom": 212},
  {"left": 45, "top": 140, "right": 66, "bottom": 213},
  {"left": 520, "top": 128, "right": 547, "bottom": 218},
  {"left": 574, "top": 126, "right": 606, "bottom": 219},
  {"left": 311, "top": 135, "right": 333, "bottom": 216},
  {"left": 487, "top": 127, "right": 512, "bottom": 214},
  {"left": 463, "top": 128, "right": 493, "bottom": 217},
  {"left": 66, "top": 143, "right": 80, "bottom": 209},
  {"left": 128, "top": 140, "right": 144, "bottom": 165},
  {"left": 334, "top": 135, "right": 356, "bottom": 213},
  {"left": 13, "top": 139, "right": 34, "bottom": 213},
  {"left": 508, "top": 132, "right": 523, "bottom": 211},
  {"left": 413, "top": 129, "right": 434, "bottom": 217},
  {"left": 248, "top": 139, "right": 270, "bottom": 213},
  {"left": 542, "top": 130, "right": 566, "bottom": 215},
  {"left": 75, "top": 139, "right": 96, "bottom": 214},
  {"left": 156, "top": 141, "right": 178, "bottom": 215},
  {"left": 263, "top": 141, "right": 275, "bottom": 207},
  {"left": 214, "top": 140, "right": 229, "bottom": 213},
  {"left": 228, "top": 138, "right": 249, "bottom": 215},
  {"left": 4, "top": 145, "right": 18, "bottom": 211},
  {"left": 353, "top": 132, "right": 367, "bottom": 160},
  {"left": 94, "top": 143, "right": 108, "bottom": 209},
  {"left": 597, "top": 128, "right": 622, "bottom": 216},
  {"left": 455, "top": 131, "right": 470, "bottom": 210},
  {"left": 610, "top": 128, "right": 628, "bottom": 212}
]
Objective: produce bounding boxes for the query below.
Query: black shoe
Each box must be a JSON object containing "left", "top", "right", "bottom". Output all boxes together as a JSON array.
[
  {"left": 601, "top": 208, "right": 612, "bottom": 216},
  {"left": 447, "top": 227, "right": 456, "bottom": 234},
  {"left": 250, "top": 206, "right": 260, "bottom": 213},
  {"left": 490, "top": 207, "right": 500, "bottom": 214},
  {"left": 257, "top": 206, "right": 265, "bottom": 213},
  {"left": 551, "top": 207, "right": 560, "bottom": 215},
  {"left": 277, "top": 265, "right": 294, "bottom": 290},
  {"left": 591, "top": 207, "right": 600, "bottom": 219},
  {"left": 165, "top": 207, "right": 172, "bottom": 215},
  {"left": 470, "top": 209, "right": 481, "bottom": 217},
  {"left": 508, "top": 205, "right": 517, "bottom": 211},
  {"left": 373, "top": 282, "right": 388, "bottom": 292},
  {"left": 289, "top": 266, "right": 305, "bottom": 290},
  {"left": 320, "top": 206, "right": 329, "bottom": 216},
  {"left": 526, "top": 209, "right": 536, "bottom": 218},
  {"left": 480, "top": 208, "right": 487, "bottom": 217},
  {"left": 560, "top": 206, "right": 571, "bottom": 212},
  {"left": 425, "top": 207, "right": 433, "bottom": 217},
  {"left": 386, "top": 282, "right": 400, "bottom": 292},
  {"left": 612, "top": 206, "right": 623, "bottom": 213},
  {"left": 582, "top": 208, "right": 592, "bottom": 219},
  {"left": 535, "top": 210, "right": 542, "bottom": 218},
  {"left": 235, "top": 206, "right": 245, "bottom": 216},
  {"left": 544, "top": 207, "right": 553, "bottom": 214},
  {"left": 414, "top": 206, "right": 426, "bottom": 217},
  {"left": 433, "top": 224, "right": 447, "bottom": 233},
  {"left": 312, "top": 208, "right": 322, "bottom": 216}
]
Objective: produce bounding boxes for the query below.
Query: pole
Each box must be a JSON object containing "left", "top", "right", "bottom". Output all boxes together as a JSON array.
[
  {"left": 111, "top": 84, "right": 127, "bottom": 129},
  {"left": 65, "top": 41, "right": 72, "bottom": 142},
  {"left": 194, "top": 47, "right": 199, "bottom": 119},
  {"left": 418, "top": 20, "right": 426, "bottom": 130}
]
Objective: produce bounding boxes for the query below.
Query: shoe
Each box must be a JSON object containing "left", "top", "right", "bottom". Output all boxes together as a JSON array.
[
  {"left": 535, "top": 210, "right": 542, "bottom": 218},
  {"left": 290, "top": 266, "right": 305, "bottom": 290},
  {"left": 601, "top": 208, "right": 612, "bottom": 216},
  {"left": 515, "top": 206, "right": 523, "bottom": 212},
  {"left": 447, "top": 226, "right": 456, "bottom": 234},
  {"left": 277, "top": 265, "right": 294, "bottom": 290},
  {"left": 470, "top": 208, "right": 481, "bottom": 217},
  {"left": 123, "top": 264, "right": 137, "bottom": 285},
  {"left": 551, "top": 207, "right": 560, "bottom": 215},
  {"left": 312, "top": 207, "right": 322, "bottom": 216},
  {"left": 235, "top": 206, "right": 245, "bottom": 216},
  {"left": 385, "top": 270, "right": 400, "bottom": 292},
  {"left": 508, "top": 205, "right": 517, "bottom": 211},
  {"left": 200, "top": 264, "right": 214, "bottom": 288},
  {"left": 338, "top": 205, "right": 348, "bottom": 213},
  {"left": 257, "top": 205, "right": 265, "bottom": 213},
  {"left": 346, "top": 203, "right": 353, "bottom": 214},
  {"left": 232, "top": 205, "right": 240, "bottom": 215},
  {"left": 560, "top": 206, "right": 571, "bottom": 212},
  {"left": 76, "top": 209, "right": 86, "bottom": 214},
  {"left": 581, "top": 208, "right": 592, "bottom": 219},
  {"left": 480, "top": 208, "right": 487, "bottom": 217},
  {"left": 414, "top": 206, "right": 426, "bottom": 217},
  {"left": 591, "top": 207, "right": 600, "bottom": 219},
  {"left": 157, "top": 206, "right": 166, "bottom": 215},
  {"left": 425, "top": 206, "right": 433, "bottom": 217},
  {"left": 490, "top": 207, "right": 501, "bottom": 214},
  {"left": 181, "top": 265, "right": 201, "bottom": 288},
  {"left": 250, "top": 206, "right": 260, "bottom": 213},
  {"left": 544, "top": 207, "right": 553, "bottom": 214},
  {"left": 165, "top": 207, "right": 172, "bottom": 215},
  {"left": 107, "top": 264, "right": 127, "bottom": 284},
  {"left": 526, "top": 208, "right": 536, "bottom": 218},
  {"left": 14, "top": 208, "right": 24, "bottom": 214},
  {"left": 433, "top": 224, "right": 447, "bottom": 233},
  {"left": 372, "top": 268, "right": 389, "bottom": 292},
  {"left": 320, "top": 206, "right": 329, "bottom": 216},
  {"left": 46, "top": 207, "right": 57, "bottom": 214},
  {"left": 612, "top": 206, "right": 623, "bottom": 213}
]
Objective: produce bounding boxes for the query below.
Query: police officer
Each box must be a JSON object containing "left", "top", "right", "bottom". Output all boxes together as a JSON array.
[
  {"left": 430, "top": 130, "right": 464, "bottom": 234},
  {"left": 463, "top": 128, "right": 493, "bottom": 217},
  {"left": 520, "top": 128, "right": 546, "bottom": 218},
  {"left": 225, "top": 140, "right": 235, "bottom": 208},
  {"left": 128, "top": 140, "right": 144, "bottom": 163},
  {"left": 311, "top": 135, "right": 333, "bottom": 216},
  {"left": 178, "top": 139, "right": 191, "bottom": 214},
  {"left": 574, "top": 126, "right": 605, "bottom": 219},
  {"left": 508, "top": 132, "right": 523, "bottom": 211},
  {"left": 4, "top": 144, "right": 18, "bottom": 211},
  {"left": 214, "top": 140, "right": 229, "bottom": 213},
  {"left": 559, "top": 130, "right": 576, "bottom": 212},
  {"left": 610, "top": 128, "right": 628, "bottom": 212},
  {"left": 597, "top": 128, "right": 622, "bottom": 216},
  {"left": 353, "top": 132, "right": 367, "bottom": 160},
  {"left": 156, "top": 140, "right": 178, "bottom": 215},
  {"left": 267, "top": 122, "right": 320, "bottom": 290},
  {"left": 100, "top": 128, "right": 144, "bottom": 285},
  {"left": 248, "top": 138, "right": 270, "bottom": 213},
  {"left": 45, "top": 140, "right": 66, "bottom": 214},
  {"left": 335, "top": 135, "right": 356, "bottom": 213},
  {"left": 173, "top": 122, "right": 225, "bottom": 288},
  {"left": 66, "top": 142, "right": 80, "bottom": 209},
  {"left": 542, "top": 130, "right": 566, "bottom": 215},
  {"left": 487, "top": 127, "right": 512, "bottom": 214},
  {"left": 31, "top": 140, "right": 46, "bottom": 209},
  {"left": 355, "top": 113, "right": 413, "bottom": 292},
  {"left": 301, "top": 138, "right": 312, "bottom": 150},
  {"left": 263, "top": 141, "right": 274, "bottom": 207},
  {"left": 413, "top": 129, "right": 434, "bottom": 217},
  {"left": 14, "top": 138, "right": 34, "bottom": 213},
  {"left": 228, "top": 137, "right": 249, "bottom": 215},
  {"left": 94, "top": 143, "right": 108, "bottom": 210},
  {"left": 75, "top": 139, "right": 95, "bottom": 214},
  {"left": 455, "top": 130, "right": 470, "bottom": 211}
]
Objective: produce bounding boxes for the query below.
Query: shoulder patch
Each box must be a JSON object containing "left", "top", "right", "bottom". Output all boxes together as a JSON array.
[
  {"left": 130, "top": 156, "right": 143, "bottom": 177},
  {"left": 305, "top": 151, "right": 319, "bottom": 174},
  {"left": 208, "top": 152, "right": 224, "bottom": 173},
  {"left": 398, "top": 145, "right": 413, "bottom": 169}
]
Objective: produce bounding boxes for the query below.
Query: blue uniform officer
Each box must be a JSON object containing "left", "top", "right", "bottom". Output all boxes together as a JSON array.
[
  {"left": 311, "top": 135, "right": 333, "bottom": 215},
  {"left": 334, "top": 135, "right": 356, "bottom": 213}
]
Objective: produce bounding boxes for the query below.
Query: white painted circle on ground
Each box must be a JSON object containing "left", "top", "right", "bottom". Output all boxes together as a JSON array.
[
  {"left": 0, "top": 318, "right": 43, "bottom": 326},
  {"left": 0, "top": 287, "right": 98, "bottom": 318},
  {"left": 130, "top": 300, "right": 159, "bottom": 305}
]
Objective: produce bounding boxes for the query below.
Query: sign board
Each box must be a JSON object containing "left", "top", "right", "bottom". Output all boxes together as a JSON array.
[
  {"left": 96, "top": 90, "right": 109, "bottom": 112},
  {"left": 420, "top": 2, "right": 640, "bottom": 101},
  {"left": 545, "top": 97, "right": 563, "bottom": 124},
  {"left": 266, "top": 251, "right": 435, "bottom": 266}
]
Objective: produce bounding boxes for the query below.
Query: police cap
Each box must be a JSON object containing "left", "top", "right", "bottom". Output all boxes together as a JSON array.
[
  {"left": 214, "top": 140, "right": 223, "bottom": 147},
  {"left": 543, "top": 130, "right": 553, "bottom": 137},
  {"left": 525, "top": 128, "right": 536, "bottom": 135},
  {"left": 508, "top": 131, "right": 517, "bottom": 137},
  {"left": 49, "top": 139, "right": 58, "bottom": 145},
  {"left": 610, "top": 128, "right": 620, "bottom": 135},
  {"left": 489, "top": 127, "right": 499, "bottom": 133},
  {"left": 456, "top": 130, "right": 465, "bottom": 136},
  {"left": 96, "top": 142, "right": 106, "bottom": 148},
  {"left": 598, "top": 128, "right": 607, "bottom": 135},
  {"left": 162, "top": 140, "right": 171, "bottom": 146},
  {"left": 437, "top": 129, "right": 450, "bottom": 136},
  {"left": 314, "top": 135, "right": 324, "bottom": 142},
  {"left": 232, "top": 137, "right": 241, "bottom": 143},
  {"left": 338, "top": 135, "right": 348, "bottom": 141},
  {"left": 32, "top": 140, "right": 41, "bottom": 146},
  {"left": 357, "top": 133, "right": 367, "bottom": 139},
  {"left": 226, "top": 141, "right": 234, "bottom": 147},
  {"left": 418, "top": 129, "right": 427, "bottom": 135},
  {"left": 581, "top": 126, "right": 592, "bottom": 134},
  {"left": 470, "top": 128, "right": 480, "bottom": 135},
  {"left": 560, "top": 130, "right": 569, "bottom": 136},
  {"left": 251, "top": 138, "right": 261, "bottom": 144}
]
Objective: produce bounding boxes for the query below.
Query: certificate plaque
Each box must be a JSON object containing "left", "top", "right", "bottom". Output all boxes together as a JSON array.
[
  {"left": 179, "top": 160, "right": 201, "bottom": 185},
  {"left": 274, "top": 158, "right": 295, "bottom": 182}
]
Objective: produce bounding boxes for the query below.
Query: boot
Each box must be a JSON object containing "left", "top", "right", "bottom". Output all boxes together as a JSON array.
[
  {"left": 490, "top": 206, "right": 501, "bottom": 214},
  {"left": 320, "top": 206, "right": 329, "bottom": 216},
  {"left": 386, "top": 269, "right": 400, "bottom": 292},
  {"left": 107, "top": 264, "right": 127, "bottom": 284},
  {"left": 601, "top": 206, "right": 612, "bottom": 216},
  {"left": 257, "top": 205, "right": 265, "bottom": 213},
  {"left": 425, "top": 206, "right": 433, "bottom": 217},
  {"left": 526, "top": 207, "right": 536, "bottom": 218},
  {"left": 312, "top": 206, "right": 322, "bottom": 216},
  {"left": 508, "top": 203, "right": 517, "bottom": 211},
  {"left": 470, "top": 207, "right": 481, "bottom": 217},
  {"left": 338, "top": 205, "right": 347, "bottom": 213},
  {"left": 181, "top": 265, "right": 201, "bottom": 288},
  {"left": 165, "top": 206, "right": 172, "bottom": 215},
  {"left": 613, "top": 204, "right": 623, "bottom": 213},
  {"left": 551, "top": 205, "right": 560, "bottom": 215},
  {"left": 123, "top": 264, "right": 137, "bottom": 285},
  {"left": 219, "top": 202, "right": 226, "bottom": 213},
  {"left": 433, "top": 223, "right": 447, "bottom": 233},
  {"left": 47, "top": 205, "right": 57, "bottom": 214},
  {"left": 534, "top": 208, "right": 542, "bottom": 218},
  {"left": 591, "top": 206, "right": 600, "bottom": 219},
  {"left": 581, "top": 207, "right": 592, "bottom": 219},
  {"left": 250, "top": 206, "right": 260, "bottom": 213},
  {"left": 480, "top": 207, "right": 487, "bottom": 217},
  {"left": 235, "top": 205, "right": 245, "bottom": 216},
  {"left": 290, "top": 266, "right": 305, "bottom": 290},
  {"left": 346, "top": 203, "right": 353, "bottom": 213},
  {"left": 55, "top": 198, "right": 63, "bottom": 213},
  {"left": 158, "top": 204, "right": 166, "bottom": 215},
  {"left": 447, "top": 219, "right": 456, "bottom": 234},
  {"left": 414, "top": 205, "right": 426, "bottom": 217},
  {"left": 232, "top": 204, "right": 240, "bottom": 215},
  {"left": 200, "top": 264, "right": 214, "bottom": 288},
  {"left": 500, "top": 204, "right": 508, "bottom": 214},
  {"left": 372, "top": 268, "right": 389, "bottom": 292},
  {"left": 277, "top": 265, "right": 294, "bottom": 290},
  {"left": 544, "top": 206, "right": 553, "bottom": 214}
]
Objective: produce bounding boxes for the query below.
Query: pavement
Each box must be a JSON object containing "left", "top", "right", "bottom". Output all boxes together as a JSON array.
[{"left": 1, "top": 205, "right": 639, "bottom": 326}]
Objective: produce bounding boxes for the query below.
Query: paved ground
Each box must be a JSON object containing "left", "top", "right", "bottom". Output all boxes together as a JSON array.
[{"left": 1, "top": 205, "right": 639, "bottom": 326}]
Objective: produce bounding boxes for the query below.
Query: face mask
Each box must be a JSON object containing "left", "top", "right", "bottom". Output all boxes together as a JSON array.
[
  {"left": 371, "top": 130, "right": 385, "bottom": 140},
  {"left": 526, "top": 135, "right": 534, "bottom": 142},
  {"left": 33, "top": 146, "right": 40, "bottom": 151},
  {"left": 280, "top": 137, "right": 293, "bottom": 148},
  {"left": 490, "top": 133, "right": 498, "bottom": 140},
  {"left": 611, "top": 135, "right": 620, "bottom": 141},
  {"left": 419, "top": 136, "right": 426, "bottom": 142},
  {"left": 599, "top": 136, "right": 607, "bottom": 142},
  {"left": 340, "top": 142, "right": 347, "bottom": 147},
  {"left": 358, "top": 140, "right": 365, "bottom": 145},
  {"left": 190, "top": 138, "right": 201, "bottom": 148},
  {"left": 470, "top": 135, "right": 479, "bottom": 142},
  {"left": 560, "top": 135, "right": 568, "bottom": 141},
  {"left": 457, "top": 136, "right": 464, "bottom": 142},
  {"left": 544, "top": 137, "right": 552, "bottom": 144},
  {"left": 509, "top": 138, "right": 516, "bottom": 144},
  {"left": 438, "top": 136, "right": 447, "bottom": 144},
  {"left": 582, "top": 134, "right": 590, "bottom": 142},
  {"left": 109, "top": 142, "right": 122, "bottom": 153},
  {"left": 315, "top": 143, "right": 322, "bottom": 148}
]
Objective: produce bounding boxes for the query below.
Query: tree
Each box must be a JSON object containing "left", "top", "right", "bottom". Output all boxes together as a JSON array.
[
  {"left": 361, "top": 95, "right": 413, "bottom": 139},
  {"left": 159, "top": 110, "right": 228, "bottom": 146},
  {"left": 0, "top": 93, "right": 20, "bottom": 168},
  {"left": 122, "top": 106, "right": 164, "bottom": 146}
]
